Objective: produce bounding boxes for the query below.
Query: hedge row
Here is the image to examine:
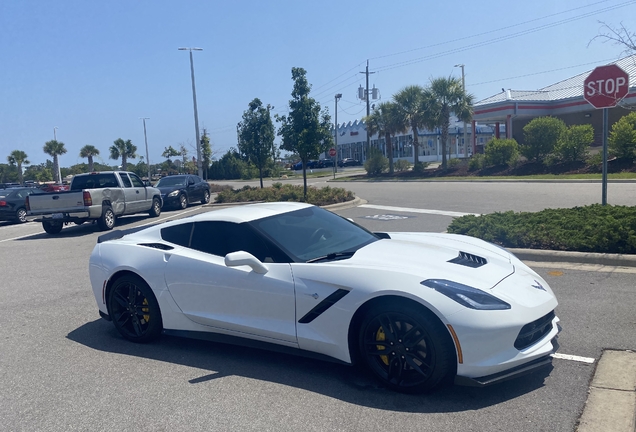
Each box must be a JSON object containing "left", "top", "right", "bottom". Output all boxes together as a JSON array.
[
  {"left": 447, "top": 204, "right": 636, "bottom": 254},
  {"left": 215, "top": 183, "right": 355, "bottom": 207}
]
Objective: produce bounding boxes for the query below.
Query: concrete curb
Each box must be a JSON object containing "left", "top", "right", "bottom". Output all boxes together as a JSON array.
[
  {"left": 509, "top": 248, "right": 636, "bottom": 268},
  {"left": 577, "top": 350, "right": 636, "bottom": 432}
]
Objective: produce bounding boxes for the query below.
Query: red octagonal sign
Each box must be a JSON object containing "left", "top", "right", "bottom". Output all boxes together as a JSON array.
[{"left": 584, "top": 64, "right": 630, "bottom": 109}]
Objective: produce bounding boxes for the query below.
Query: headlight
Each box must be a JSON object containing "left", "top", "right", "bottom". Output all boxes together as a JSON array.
[
  {"left": 421, "top": 279, "right": 511, "bottom": 310},
  {"left": 167, "top": 190, "right": 179, "bottom": 197}
]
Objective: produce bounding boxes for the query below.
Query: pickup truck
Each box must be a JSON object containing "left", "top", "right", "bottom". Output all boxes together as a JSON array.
[{"left": 26, "top": 171, "right": 163, "bottom": 234}]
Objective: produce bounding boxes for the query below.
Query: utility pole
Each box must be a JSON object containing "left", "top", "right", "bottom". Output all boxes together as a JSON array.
[
  {"left": 455, "top": 64, "right": 468, "bottom": 158},
  {"left": 359, "top": 60, "right": 376, "bottom": 160},
  {"left": 140, "top": 118, "right": 150, "bottom": 180}
]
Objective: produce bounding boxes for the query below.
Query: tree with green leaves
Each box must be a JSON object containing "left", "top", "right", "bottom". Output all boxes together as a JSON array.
[
  {"left": 521, "top": 117, "right": 566, "bottom": 163},
  {"left": 238, "top": 98, "right": 275, "bottom": 188},
  {"left": 609, "top": 112, "right": 636, "bottom": 160},
  {"left": 79, "top": 145, "right": 100, "bottom": 172},
  {"left": 424, "top": 77, "right": 474, "bottom": 169},
  {"left": 162, "top": 146, "right": 180, "bottom": 159},
  {"left": 201, "top": 129, "right": 212, "bottom": 180},
  {"left": 43, "top": 140, "right": 67, "bottom": 183},
  {"left": 393, "top": 85, "right": 430, "bottom": 166},
  {"left": 364, "top": 101, "right": 401, "bottom": 174},
  {"left": 7, "top": 150, "right": 29, "bottom": 185},
  {"left": 555, "top": 124, "right": 594, "bottom": 163},
  {"left": 109, "top": 138, "right": 136, "bottom": 171},
  {"left": 276, "top": 67, "right": 333, "bottom": 199}
]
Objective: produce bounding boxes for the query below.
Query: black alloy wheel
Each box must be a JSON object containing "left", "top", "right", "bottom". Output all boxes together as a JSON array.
[
  {"left": 359, "top": 303, "right": 454, "bottom": 393},
  {"left": 108, "top": 275, "right": 162, "bottom": 343},
  {"left": 178, "top": 194, "right": 188, "bottom": 209}
]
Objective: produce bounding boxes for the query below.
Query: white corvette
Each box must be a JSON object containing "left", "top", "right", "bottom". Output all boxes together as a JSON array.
[{"left": 89, "top": 202, "right": 560, "bottom": 393}]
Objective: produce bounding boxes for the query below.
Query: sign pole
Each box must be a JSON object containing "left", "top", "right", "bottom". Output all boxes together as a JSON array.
[{"left": 602, "top": 107, "right": 608, "bottom": 205}]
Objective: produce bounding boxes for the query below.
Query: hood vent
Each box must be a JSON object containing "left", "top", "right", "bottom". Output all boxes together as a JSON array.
[{"left": 448, "top": 251, "right": 487, "bottom": 268}]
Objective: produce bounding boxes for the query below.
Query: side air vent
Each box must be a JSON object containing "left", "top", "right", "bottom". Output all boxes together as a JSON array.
[
  {"left": 448, "top": 251, "right": 487, "bottom": 268},
  {"left": 138, "top": 243, "right": 174, "bottom": 251}
]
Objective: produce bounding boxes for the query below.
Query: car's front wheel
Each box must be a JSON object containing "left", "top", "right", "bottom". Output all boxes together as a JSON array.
[
  {"left": 358, "top": 302, "right": 455, "bottom": 393},
  {"left": 108, "top": 274, "right": 163, "bottom": 343},
  {"left": 201, "top": 190, "right": 210, "bottom": 204}
]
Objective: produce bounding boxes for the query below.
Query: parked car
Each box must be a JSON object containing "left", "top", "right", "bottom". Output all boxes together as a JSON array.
[
  {"left": 317, "top": 159, "right": 334, "bottom": 168},
  {"left": 291, "top": 160, "right": 319, "bottom": 170},
  {"left": 26, "top": 171, "right": 162, "bottom": 234},
  {"left": 0, "top": 187, "right": 46, "bottom": 223},
  {"left": 90, "top": 202, "right": 559, "bottom": 393},
  {"left": 155, "top": 174, "right": 210, "bottom": 209},
  {"left": 338, "top": 158, "right": 360, "bottom": 167}
]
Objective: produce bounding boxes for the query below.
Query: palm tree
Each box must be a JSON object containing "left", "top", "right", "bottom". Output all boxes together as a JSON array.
[
  {"left": 393, "top": 85, "right": 429, "bottom": 166},
  {"left": 7, "top": 150, "right": 30, "bottom": 185},
  {"left": 43, "top": 140, "right": 67, "bottom": 183},
  {"left": 109, "top": 138, "right": 137, "bottom": 171},
  {"left": 364, "top": 102, "right": 401, "bottom": 174},
  {"left": 425, "top": 77, "right": 474, "bottom": 170},
  {"left": 80, "top": 145, "right": 100, "bottom": 172}
]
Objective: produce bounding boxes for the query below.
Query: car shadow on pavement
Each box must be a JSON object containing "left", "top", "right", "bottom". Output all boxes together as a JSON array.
[
  {"left": 16, "top": 215, "right": 156, "bottom": 240},
  {"left": 67, "top": 319, "right": 552, "bottom": 413}
]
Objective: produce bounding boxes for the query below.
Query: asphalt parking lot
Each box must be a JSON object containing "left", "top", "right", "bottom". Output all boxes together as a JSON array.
[{"left": 1, "top": 186, "right": 635, "bottom": 431}]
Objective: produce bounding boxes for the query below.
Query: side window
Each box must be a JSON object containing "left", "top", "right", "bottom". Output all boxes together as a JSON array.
[
  {"left": 190, "top": 221, "right": 275, "bottom": 262},
  {"left": 129, "top": 174, "right": 144, "bottom": 188},
  {"left": 120, "top": 174, "right": 132, "bottom": 188},
  {"left": 161, "top": 223, "right": 194, "bottom": 247}
]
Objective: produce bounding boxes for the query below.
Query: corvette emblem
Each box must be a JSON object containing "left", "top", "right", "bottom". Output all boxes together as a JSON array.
[{"left": 531, "top": 280, "right": 546, "bottom": 291}]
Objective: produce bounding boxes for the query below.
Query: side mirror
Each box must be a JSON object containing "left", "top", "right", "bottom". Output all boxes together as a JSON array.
[{"left": 224, "top": 251, "right": 268, "bottom": 274}]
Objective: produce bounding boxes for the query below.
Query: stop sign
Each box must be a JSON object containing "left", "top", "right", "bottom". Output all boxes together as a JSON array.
[
  {"left": 584, "top": 64, "right": 629, "bottom": 109},
  {"left": 329, "top": 147, "right": 336, "bottom": 157}
]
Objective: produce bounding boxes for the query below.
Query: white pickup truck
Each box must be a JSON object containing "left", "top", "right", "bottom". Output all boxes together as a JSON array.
[{"left": 26, "top": 171, "right": 163, "bottom": 234}]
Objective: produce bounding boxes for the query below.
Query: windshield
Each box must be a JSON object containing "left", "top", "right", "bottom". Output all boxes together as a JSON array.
[
  {"left": 156, "top": 177, "right": 186, "bottom": 187},
  {"left": 251, "top": 206, "right": 379, "bottom": 262}
]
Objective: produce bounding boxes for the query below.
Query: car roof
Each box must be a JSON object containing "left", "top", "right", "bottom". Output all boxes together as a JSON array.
[{"left": 170, "top": 201, "right": 314, "bottom": 225}]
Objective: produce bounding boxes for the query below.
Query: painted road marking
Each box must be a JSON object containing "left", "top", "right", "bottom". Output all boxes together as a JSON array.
[
  {"left": 359, "top": 204, "right": 479, "bottom": 218},
  {"left": 363, "top": 214, "right": 411, "bottom": 220},
  {"left": 552, "top": 353, "right": 596, "bottom": 364}
]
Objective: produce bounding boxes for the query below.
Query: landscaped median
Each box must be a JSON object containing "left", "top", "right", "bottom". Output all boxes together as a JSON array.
[{"left": 213, "top": 183, "right": 355, "bottom": 207}]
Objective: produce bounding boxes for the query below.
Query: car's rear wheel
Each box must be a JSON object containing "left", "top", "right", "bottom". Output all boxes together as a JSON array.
[
  {"left": 16, "top": 207, "right": 27, "bottom": 223},
  {"left": 149, "top": 197, "right": 161, "bottom": 217},
  {"left": 108, "top": 274, "right": 163, "bottom": 343},
  {"left": 358, "top": 302, "right": 455, "bottom": 393},
  {"left": 42, "top": 220, "right": 63, "bottom": 234},
  {"left": 201, "top": 190, "right": 210, "bottom": 204},
  {"left": 97, "top": 206, "right": 116, "bottom": 231},
  {"left": 178, "top": 194, "right": 188, "bottom": 209}
]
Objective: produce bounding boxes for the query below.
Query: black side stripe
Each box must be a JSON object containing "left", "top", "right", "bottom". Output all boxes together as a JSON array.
[{"left": 298, "top": 289, "right": 350, "bottom": 324}]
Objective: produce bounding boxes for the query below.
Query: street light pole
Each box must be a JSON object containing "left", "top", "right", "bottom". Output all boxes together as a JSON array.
[
  {"left": 178, "top": 47, "right": 203, "bottom": 177},
  {"left": 334, "top": 93, "right": 342, "bottom": 177},
  {"left": 140, "top": 118, "right": 150, "bottom": 181},
  {"left": 454, "top": 64, "right": 468, "bottom": 158}
]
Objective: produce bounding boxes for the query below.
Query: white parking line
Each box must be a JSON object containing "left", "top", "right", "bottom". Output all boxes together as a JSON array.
[
  {"left": 359, "top": 204, "right": 479, "bottom": 218},
  {"left": 552, "top": 353, "right": 596, "bottom": 364}
]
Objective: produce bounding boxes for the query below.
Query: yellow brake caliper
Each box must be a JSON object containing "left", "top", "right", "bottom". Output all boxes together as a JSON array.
[
  {"left": 376, "top": 327, "right": 389, "bottom": 365},
  {"left": 142, "top": 298, "right": 150, "bottom": 324}
]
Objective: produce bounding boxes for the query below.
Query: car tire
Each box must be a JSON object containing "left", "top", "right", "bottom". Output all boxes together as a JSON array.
[
  {"left": 42, "top": 220, "right": 63, "bottom": 234},
  {"left": 201, "top": 190, "right": 210, "bottom": 204},
  {"left": 149, "top": 197, "right": 161, "bottom": 217},
  {"left": 358, "top": 301, "right": 455, "bottom": 393},
  {"left": 178, "top": 194, "right": 188, "bottom": 210},
  {"left": 16, "top": 207, "right": 27, "bottom": 223},
  {"left": 107, "top": 274, "right": 163, "bottom": 343},
  {"left": 97, "top": 206, "right": 116, "bottom": 231}
]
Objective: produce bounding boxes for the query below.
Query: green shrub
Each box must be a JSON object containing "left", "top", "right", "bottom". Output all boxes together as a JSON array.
[
  {"left": 554, "top": 124, "right": 593, "bottom": 163},
  {"left": 208, "top": 183, "right": 234, "bottom": 193},
  {"left": 394, "top": 159, "right": 411, "bottom": 172},
  {"left": 413, "top": 162, "right": 429, "bottom": 174},
  {"left": 447, "top": 158, "right": 461, "bottom": 168},
  {"left": 521, "top": 117, "right": 567, "bottom": 163},
  {"left": 468, "top": 154, "right": 485, "bottom": 171},
  {"left": 364, "top": 148, "right": 389, "bottom": 176},
  {"left": 609, "top": 112, "right": 636, "bottom": 160},
  {"left": 447, "top": 204, "right": 636, "bottom": 254},
  {"left": 484, "top": 138, "right": 520, "bottom": 167},
  {"left": 587, "top": 152, "right": 603, "bottom": 166},
  {"left": 215, "top": 184, "right": 355, "bottom": 206}
]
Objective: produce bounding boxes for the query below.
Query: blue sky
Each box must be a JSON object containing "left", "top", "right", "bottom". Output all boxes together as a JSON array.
[{"left": 1, "top": 0, "right": 634, "bottom": 167}]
